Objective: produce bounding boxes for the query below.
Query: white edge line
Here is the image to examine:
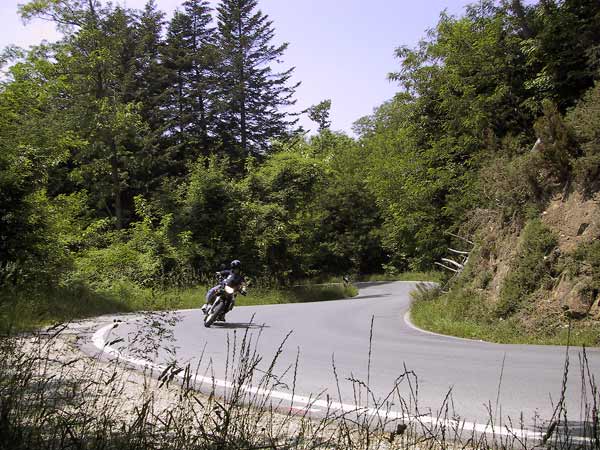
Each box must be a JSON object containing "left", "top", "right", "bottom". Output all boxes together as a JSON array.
[
  {"left": 402, "top": 281, "right": 498, "bottom": 344},
  {"left": 90, "top": 322, "right": 556, "bottom": 442},
  {"left": 403, "top": 311, "right": 490, "bottom": 344}
]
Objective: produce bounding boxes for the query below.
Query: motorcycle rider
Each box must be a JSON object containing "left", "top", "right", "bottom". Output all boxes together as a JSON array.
[{"left": 201, "top": 259, "right": 243, "bottom": 314}]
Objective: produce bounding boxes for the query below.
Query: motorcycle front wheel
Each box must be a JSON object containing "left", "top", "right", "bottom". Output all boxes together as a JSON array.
[{"left": 204, "top": 302, "right": 224, "bottom": 328}]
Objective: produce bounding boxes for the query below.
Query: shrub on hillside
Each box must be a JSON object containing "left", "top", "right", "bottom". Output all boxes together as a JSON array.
[
  {"left": 72, "top": 197, "right": 179, "bottom": 290},
  {"left": 570, "top": 241, "right": 600, "bottom": 307},
  {"left": 496, "top": 219, "right": 558, "bottom": 318},
  {"left": 479, "top": 152, "right": 546, "bottom": 222},
  {"left": 567, "top": 82, "right": 600, "bottom": 191},
  {"left": 533, "top": 100, "right": 580, "bottom": 183}
]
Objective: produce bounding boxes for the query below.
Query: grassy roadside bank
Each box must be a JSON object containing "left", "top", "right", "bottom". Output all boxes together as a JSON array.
[
  {"left": 410, "top": 285, "right": 600, "bottom": 346},
  {"left": 0, "top": 278, "right": 362, "bottom": 333},
  {"left": 356, "top": 271, "right": 444, "bottom": 283},
  {"left": 0, "top": 272, "right": 445, "bottom": 333}
]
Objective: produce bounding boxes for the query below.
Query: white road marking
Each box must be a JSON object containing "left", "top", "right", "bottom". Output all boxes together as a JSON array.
[
  {"left": 91, "top": 321, "right": 582, "bottom": 444},
  {"left": 403, "top": 312, "right": 489, "bottom": 343}
]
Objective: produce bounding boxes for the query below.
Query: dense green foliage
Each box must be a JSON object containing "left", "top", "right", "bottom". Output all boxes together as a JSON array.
[
  {"left": 496, "top": 220, "right": 558, "bottom": 318},
  {"left": 2, "top": 0, "right": 600, "bottom": 332}
]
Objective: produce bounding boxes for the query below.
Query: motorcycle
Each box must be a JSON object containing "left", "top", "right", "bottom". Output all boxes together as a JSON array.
[{"left": 204, "top": 272, "right": 247, "bottom": 328}]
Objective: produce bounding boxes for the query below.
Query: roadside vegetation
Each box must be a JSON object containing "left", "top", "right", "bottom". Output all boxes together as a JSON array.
[
  {"left": 2, "top": 0, "right": 600, "bottom": 365},
  {"left": 2, "top": 321, "right": 599, "bottom": 450},
  {"left": 357, "top": 272, "right": 444, "bottom": 283},
  {"left": 411, "top": 284, "right": 600, "bottom": 346},
  {"left": 411, "top": 215, "right": 600, "bottom": 346},
  {"left": 3, "top": 0, "right": 600, "bottom": 447},
  {"left": 0, "top": 280, "right": 360, "bottom": 333}
]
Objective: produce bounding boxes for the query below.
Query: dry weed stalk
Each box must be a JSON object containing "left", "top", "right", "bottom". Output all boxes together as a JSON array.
[{"left": 0, "top": 315, "right": 598, "bottom": 449}]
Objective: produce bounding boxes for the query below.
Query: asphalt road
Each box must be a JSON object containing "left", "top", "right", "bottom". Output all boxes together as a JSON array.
[{"left": 89, "top": 281, "right": 600, "bottom": 440}]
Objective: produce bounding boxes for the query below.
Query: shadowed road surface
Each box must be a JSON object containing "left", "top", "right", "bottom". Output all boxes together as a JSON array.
[{"left": 89, "top": 281, "right": 600, "bottom": 438}]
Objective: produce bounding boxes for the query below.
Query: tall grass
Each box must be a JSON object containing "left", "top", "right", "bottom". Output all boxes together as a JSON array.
[{"left": 1, "top": 317, "right": 598, "bottom": 449}]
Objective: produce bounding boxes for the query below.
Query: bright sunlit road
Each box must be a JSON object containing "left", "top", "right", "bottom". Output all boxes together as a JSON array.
[{"left": 87, "top": 281, "right": 600, "bottom": 441}]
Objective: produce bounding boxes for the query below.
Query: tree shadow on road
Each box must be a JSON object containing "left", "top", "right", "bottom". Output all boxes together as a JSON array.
[
  {"left": 354, "top": 281, "right": 397, "bottom": 288},
  {"left": 212, "top": 322, "right": 269, "bottom": 330},
  {"left": 352, "top": 293, "right": 391, "bottom": 300}
]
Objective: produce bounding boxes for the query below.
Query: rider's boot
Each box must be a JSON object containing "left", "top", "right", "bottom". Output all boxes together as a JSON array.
[{"left": 201, "top": 303, "right": 209, "bottom": 314}]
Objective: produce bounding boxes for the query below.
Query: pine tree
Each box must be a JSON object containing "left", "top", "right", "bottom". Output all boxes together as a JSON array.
[
  {"left": 161, "top": 0, "right": 218, "bottom": 168},
  {"left": 162, "top": 11, "right": 191, "bottom": 161},
  {"left": 77, "top": 5, "right": 144, "bottom": 228},
  {"left": 183, "top": 0, "right": 218, "bottom": 156},
  {"left": 215, "top": 0, "right": 299, "bottom": 161},
  {"left": 132, "top": 1, "right": 168, "bottom": 194},
  {"left": 134, "top": 0, "right": 165, "bottom": 131}
]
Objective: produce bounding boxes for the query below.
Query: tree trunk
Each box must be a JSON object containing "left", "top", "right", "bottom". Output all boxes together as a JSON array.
[
  {"left": 238, "top": 16, "right": 247, "bottom": 155},
  {"left": 110, "top": 142, "right": 123, "bottom": 229}
]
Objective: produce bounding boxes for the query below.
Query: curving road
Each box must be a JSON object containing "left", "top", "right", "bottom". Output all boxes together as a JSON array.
[{"left": 87, "top": 281, "right": 600, "bottom": 440}]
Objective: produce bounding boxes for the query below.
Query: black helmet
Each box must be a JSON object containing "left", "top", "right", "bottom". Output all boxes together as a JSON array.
[{"left": 230, "top": 259, "right": 241, "bottom": 270}]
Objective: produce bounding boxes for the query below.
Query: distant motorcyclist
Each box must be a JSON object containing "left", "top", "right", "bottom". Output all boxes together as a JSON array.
[{"left": 201, "top": 259, "right": 243, "bottom": 314}]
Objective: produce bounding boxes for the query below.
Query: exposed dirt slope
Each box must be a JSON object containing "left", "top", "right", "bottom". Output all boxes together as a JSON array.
[
  {"left": 541, "top": 191, "right": 600, "bottom": 319},
  {"left": 462, "top": 189, "right": 600, "bottom": 338}
]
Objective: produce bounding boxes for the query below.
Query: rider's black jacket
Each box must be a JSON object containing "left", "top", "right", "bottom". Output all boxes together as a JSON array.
[{"left": 223, "top": 272, "right": 245, "bottom": 291}]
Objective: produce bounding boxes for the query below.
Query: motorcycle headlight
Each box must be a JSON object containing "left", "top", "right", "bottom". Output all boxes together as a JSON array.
[{"left": 224, "top": 285, "right": 235, "bottom": 294}]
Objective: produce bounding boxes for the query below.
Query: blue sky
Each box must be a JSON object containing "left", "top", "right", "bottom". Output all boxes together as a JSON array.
[{"left": 1, "top": 0, "right": 475, "bottom": 134}]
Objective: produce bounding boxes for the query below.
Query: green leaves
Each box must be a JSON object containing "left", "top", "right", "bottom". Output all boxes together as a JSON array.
[
  {"left": 307, "top": 99, "right": 332, "bottom": 132},
  {"left": 497, "top": 219, "right": 558, "bottom": 317},
  {"left": 5, "top": 0, "right": 600, "bottom": 297},
  {"left": 566, "top": 82, "right": 600, "bottom": 188}
]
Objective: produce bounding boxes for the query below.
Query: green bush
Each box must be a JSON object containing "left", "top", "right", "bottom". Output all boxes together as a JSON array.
[
  {"left": 571, "top": 240, "right": 600, "bottom": 301},
  {"left": 533, "top": 100, "right": 579, "bottom": 183},
  {"left": 74, "top": 242, "right": 161, "bottom": 289},
  {"left": 567, "top": 82, "right": 600, "bottom": 191},
  {"left": 72, "top": 196, "right": 181, "bottom": 290},
  {"left": 496, "top": 219, "right": 558, "bottom": 317},
  {"left": 479, "top": 152, "right": 547, "bottom": 222}
]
